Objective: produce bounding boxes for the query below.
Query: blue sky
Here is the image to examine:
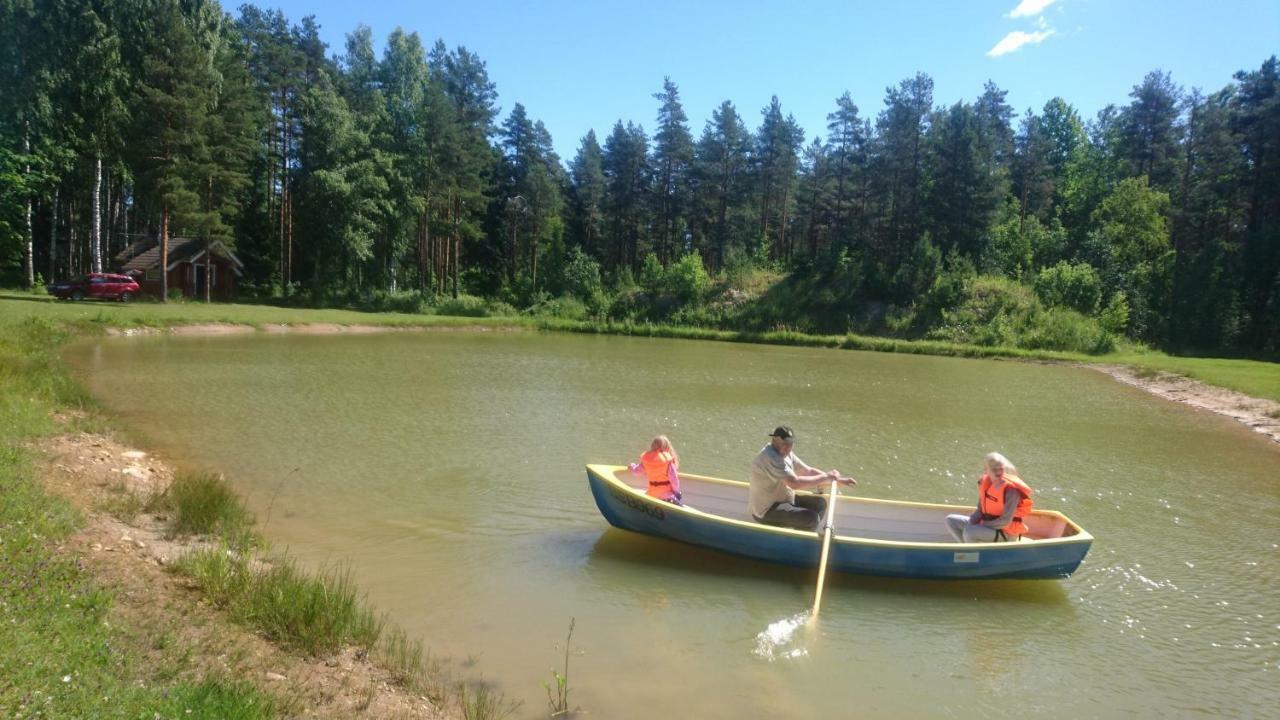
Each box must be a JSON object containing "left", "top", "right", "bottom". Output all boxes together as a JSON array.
[{"left": 258, "top": 0, "right": 1279, "bottom": 160}]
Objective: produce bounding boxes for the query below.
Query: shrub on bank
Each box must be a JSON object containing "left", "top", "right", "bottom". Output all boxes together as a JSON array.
[
  {"left": 527, "top": 295, "right": 590, "bottom": 320},
  {"left": 176, "top": 549, "right": 382, "bottom": 656},
  {"left": 927, "top": 275, "right": 1115, "bottom": 353},
  {"left": 432, "top": 294, "right": 520, "bottom": 318},
  {"left": 149, "top": 471, "right": 255, "bottom": 548},
  {"left": 365, "top": 289, "right": 430, "bottom": 315}
]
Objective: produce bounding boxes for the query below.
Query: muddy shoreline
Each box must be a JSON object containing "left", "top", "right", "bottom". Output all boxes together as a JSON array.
[{"left": 34, "top": 423, "right": 450, "bottom": 718}]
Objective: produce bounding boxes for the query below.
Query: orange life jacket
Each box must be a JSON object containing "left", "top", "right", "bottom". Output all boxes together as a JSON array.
[
  {"left": 640, "top": 450, "right": 677, "bottom": 499},
  {"left": 978, "top": 472, "right": 1033, "bottom": 538}
]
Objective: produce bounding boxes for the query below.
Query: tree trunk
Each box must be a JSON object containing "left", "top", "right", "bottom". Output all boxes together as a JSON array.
[
  {"left": 23, "top": 132, "right": 34, "bottom": 289},
  {"left": 160, "top": 205, "right": 170, "bottom": 302},
  {"left": 90, "top": 154, "right": 103, "bottom": 273},
  {"left": 70, "top": 201, "right": 78, "bottom": 275},
  {"left": 280, "top": 106, "right": 289, "bottom": 295},
  {"left": 48, "top": 188, "right": 58, "bottom": 283},
  {"left": 452, "top": 193, "right": 461, "bottom": 298},
  {"left": 418, "top": 198, "right": 429, "bottom": 292},
  {"left": 779, "top": 183, "right": 791, "bottom": 261},
  {"left": 206, "top": 176, "right": 213, "bottom": 303}
]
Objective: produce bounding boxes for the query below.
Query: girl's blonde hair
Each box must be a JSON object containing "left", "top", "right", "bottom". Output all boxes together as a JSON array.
[
  {"left": 650, "top": 435, "right": 678, "bottom": 464},
  {"left": 984, "top": 452, "right": 1016, "bottom": 476}
]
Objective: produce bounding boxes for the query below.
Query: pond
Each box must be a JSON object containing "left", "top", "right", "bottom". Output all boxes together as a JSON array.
[{"left": 66, "top": 331, "right": 1280, "bottom": 719}]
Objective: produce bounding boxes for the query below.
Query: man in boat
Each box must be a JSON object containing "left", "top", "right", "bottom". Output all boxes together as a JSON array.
[{"left": 749, "top": 426, "right": 856, "bottom": 531}]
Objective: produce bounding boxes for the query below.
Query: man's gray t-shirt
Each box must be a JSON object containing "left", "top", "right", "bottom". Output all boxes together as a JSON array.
[{"left": 749, "top": 444, "right": 801, "bottom": 519}]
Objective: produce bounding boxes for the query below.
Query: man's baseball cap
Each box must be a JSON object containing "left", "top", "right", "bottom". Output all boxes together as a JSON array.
[{"left": 769, "top": 426, "right": 796, "bottom": 442}]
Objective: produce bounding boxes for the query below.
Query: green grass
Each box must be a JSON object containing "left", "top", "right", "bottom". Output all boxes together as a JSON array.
[
  {"left": 1103, "top": 349, "right": 1280, "bottom": 402},
  {"left": 174, "top": 548, "right": 382, "bottom": 656},
  {"left": 540, "top": 317, "right": 1093, "bottom": 362},
  {"left": 0, "top": 316, "right": 275, "bottom": 718},
  {"left": 0, "top": 290, "right": 531, "bottom": 332},
  {"left": 149, "top": 470, "right": 256, "bottom": 549}
]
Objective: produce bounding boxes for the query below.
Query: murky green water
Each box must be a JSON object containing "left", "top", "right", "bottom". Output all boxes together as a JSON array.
[{"left": 66, "top": 332, "right": 1279, "bottom": 719}]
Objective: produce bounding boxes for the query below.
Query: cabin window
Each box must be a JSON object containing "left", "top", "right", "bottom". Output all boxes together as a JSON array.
[{"left": 145, "top": 269, "right": 161, "bottom": 282}]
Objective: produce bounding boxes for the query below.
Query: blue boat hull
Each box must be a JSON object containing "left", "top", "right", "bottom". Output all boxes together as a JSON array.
[{"left": 587, "top": 465, "right": 1091, "bottom": 580}]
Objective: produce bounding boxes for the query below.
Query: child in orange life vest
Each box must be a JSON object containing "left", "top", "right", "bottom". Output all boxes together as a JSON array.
[
  {"left": 628, "top": 435, "right": 683, "bottom": 505},
  {"left": 944, "top": 452, "right": 1033, "bottom": 543}
]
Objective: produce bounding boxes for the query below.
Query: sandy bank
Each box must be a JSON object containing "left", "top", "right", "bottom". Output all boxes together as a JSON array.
[
  {"left": 34, "top": 421, "right": 448, "bottom": 718},
  {"left": 1085, "top": 364, "right": 1280, "bottom": 444}
]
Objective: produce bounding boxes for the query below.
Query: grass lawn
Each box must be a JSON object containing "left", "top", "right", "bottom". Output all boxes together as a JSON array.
[
  {"left": 0, "top": 290, "right": 527, "bottom": 330},
  {"left": 1103, "top": 349, "right": 1280, "bottom": 403},
  {"left": 0, "top": 316, "right": 274, "bottom": 718}
]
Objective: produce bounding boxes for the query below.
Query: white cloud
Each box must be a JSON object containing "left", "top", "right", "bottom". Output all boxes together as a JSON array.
[
  {"left": 986, "top": 29, "right": 1055, "bottom": 57},
  {"left": 1008, "top": 0, "right": 1057, "bottom": 18}
]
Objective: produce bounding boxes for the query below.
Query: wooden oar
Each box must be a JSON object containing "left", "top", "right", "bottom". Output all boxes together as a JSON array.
[{"left": 810, "top": 478, "right": 841, "bottom": 618}]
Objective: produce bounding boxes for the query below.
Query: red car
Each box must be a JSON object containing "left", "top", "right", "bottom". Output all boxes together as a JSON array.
[{"left": 46, "top": 273, "right": 141, "bottom": 302}]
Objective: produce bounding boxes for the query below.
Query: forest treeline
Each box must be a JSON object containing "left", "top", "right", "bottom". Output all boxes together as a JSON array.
[{"left": 1, "top": 1, "right": 1277, "bottom": 355}]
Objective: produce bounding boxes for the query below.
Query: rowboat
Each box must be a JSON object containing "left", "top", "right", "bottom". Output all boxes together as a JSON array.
[{"left": 586, "top": 464, "right": 1093, "bottom": 580}]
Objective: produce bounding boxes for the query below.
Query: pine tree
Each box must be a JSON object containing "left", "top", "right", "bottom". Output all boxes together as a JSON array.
[
  {"left": 753, "top": 97, "right": 804, "bottom": 261},
  {"left": 873, "top": 73, "right": 934, "bottom": 269},
  {"left": 825, "top": 93, "right": 868, "bottom": 254},
  {"left": 602, "top": 120, "right": 649, "bottom": 271},
  {"left": 1118, "top": 70, "right": 1184, "bottom": 191},
  {"left": 692, "top": 101, "right": 751, "bottom": 269},
  {"left": 569, "top": 130, "right": 606, "bottom": 260},
  {"left": 651, "top": 77, "right": 694, "bottom": 264},
  {"left": 131, "top": 0, "right": 219, "bottom": 301}
]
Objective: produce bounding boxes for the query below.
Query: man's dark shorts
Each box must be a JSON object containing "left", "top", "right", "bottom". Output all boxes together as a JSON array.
[{"left": 755, "top": 495, "right": 827, "bottom": 531}]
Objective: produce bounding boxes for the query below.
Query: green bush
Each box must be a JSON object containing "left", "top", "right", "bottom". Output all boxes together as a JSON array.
[
  {"left": 365, "top": 290, "right": 429, "bottom": 314},
  {"left": 526, "top": 295, "right": 589, "bottom": 320},
  {"left": 665, "top": 253, "right": 711, "bottom": 304},
  {"left": 434, "top": 294, "right": 491, "bottom": 317},
  {"left": 1100, "top": 291, "right": 1131, "bottom": 334},
  {"left": 1022, "top": 306, "right": 1115, "bottom": 353},
  {"left": 1034, "top": 261, "right": 1102, "bottom": 314},
  {"left": 926, "top": 274, "right": 1113, "bottom": 354},
  {"left": 559, "top": 247, "right": 604, "bottom": 301}
]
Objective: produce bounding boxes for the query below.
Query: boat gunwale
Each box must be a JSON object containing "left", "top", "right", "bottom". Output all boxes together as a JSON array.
[{"left": 586, "top": 463, "right": 1094, "bottom": 550}]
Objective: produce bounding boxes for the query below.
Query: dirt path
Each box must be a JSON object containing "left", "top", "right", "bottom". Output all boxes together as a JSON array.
[
  {"left": 1085, "top": 364, "right": 1280, "bottom": 444},
  {"left": 34, "top": 424, "right": 450, "bottom": 719}
]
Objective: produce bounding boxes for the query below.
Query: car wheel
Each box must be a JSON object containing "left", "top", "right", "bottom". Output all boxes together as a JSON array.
[
  {"left": 119, "top": 292, "right": 133, "bottom": 303},
  {"left": 71, "top": 290, "right": 84, "bottom": 302}
]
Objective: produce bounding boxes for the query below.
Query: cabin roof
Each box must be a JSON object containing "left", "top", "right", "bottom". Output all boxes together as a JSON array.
[{"left": 118, "top": 238, "right": 244, "bottom": 275}]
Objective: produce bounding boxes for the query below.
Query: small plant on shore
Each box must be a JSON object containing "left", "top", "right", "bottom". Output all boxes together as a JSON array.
[
  {"left": 174, "top": 548, "right": 383, "bottom": 656},
  {"left": 98, "top": 480, "right": 148, "bottom": 523},
  {"left": 379, "top": 624, "right": 427, "bottom": 690},
  {"left": 543, "top": 618, "right": 579, "bottom": 718},
  {"left": 459, "top": 678, "right": 522, "bottom": 720},
  {"left": 150, "top": 470, "right": 256, "bottom": 548}
]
